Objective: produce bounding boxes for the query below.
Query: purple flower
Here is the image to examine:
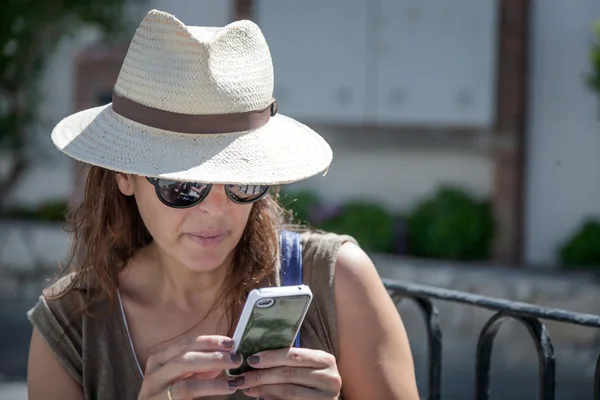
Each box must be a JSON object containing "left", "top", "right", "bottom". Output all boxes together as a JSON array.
[{"left": 309, "top": 203, "right": 342, "bottom": 225}]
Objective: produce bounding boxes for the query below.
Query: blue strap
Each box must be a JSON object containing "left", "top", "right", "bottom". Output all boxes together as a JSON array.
[{"left": 279, "top": 230, "right": 303, "bottom": 348}]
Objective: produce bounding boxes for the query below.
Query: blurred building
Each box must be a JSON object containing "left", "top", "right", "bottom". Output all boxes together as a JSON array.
[{"left": 5, "top": 0, "right": 600, "bottom": 267}]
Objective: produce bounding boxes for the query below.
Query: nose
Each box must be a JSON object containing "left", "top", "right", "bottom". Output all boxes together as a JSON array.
[{"left": 195, "top": 184, "right": 230, "bottom": 216}]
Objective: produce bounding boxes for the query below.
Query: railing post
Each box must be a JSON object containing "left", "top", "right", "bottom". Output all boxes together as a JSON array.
[
  {"left": 389, "top": 292, "right": 443, "bottom": 400},
  {"left": 594, "top": 353, "right": 600, "bottom": 400},
  {"left": 415, "top": 298, "right": 443, "bottom": 400},
  {"left": 475, "top": 312, "right": 555, "bottom": 400}
]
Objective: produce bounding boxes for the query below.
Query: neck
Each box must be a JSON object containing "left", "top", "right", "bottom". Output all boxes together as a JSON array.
[{"left": 135, "top": 242, "right": 235, "bottom": 312}]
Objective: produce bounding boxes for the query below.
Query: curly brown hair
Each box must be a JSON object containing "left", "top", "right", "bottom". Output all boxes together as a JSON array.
[{"left": 49, "top": 165, "right": 290, "bottom": 336}]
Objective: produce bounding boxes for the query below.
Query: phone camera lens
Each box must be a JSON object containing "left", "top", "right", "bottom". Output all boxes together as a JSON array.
[{"left": 256, "top": 298, "right": 275, "bottom": 308}]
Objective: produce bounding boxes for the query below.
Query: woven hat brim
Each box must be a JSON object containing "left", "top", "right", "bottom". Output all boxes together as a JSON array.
[{"left": 51, "top": 104, "right": 333, "bottom": 185}]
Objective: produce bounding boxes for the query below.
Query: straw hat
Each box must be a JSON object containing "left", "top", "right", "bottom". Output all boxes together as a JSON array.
[{"left": 51, "top": 9, "right": 332, "bottom": 185}]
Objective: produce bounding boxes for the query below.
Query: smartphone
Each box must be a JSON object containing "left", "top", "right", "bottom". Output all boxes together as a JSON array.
[{"left": 226, "top": 285, "right": 313, "bottom": 376}]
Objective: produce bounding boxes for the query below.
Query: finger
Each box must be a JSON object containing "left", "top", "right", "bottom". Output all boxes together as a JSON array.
[
  {"left": 247, "top": 347, "right": 336, "bottom": 370},
  {"left": 241, "top": 383, "right": 331, "bottom": 400},
  {"left": 239, "top": 366, "right": 340, "bottom": 393},
  {"left": 156, "top": 351, "right": 243, "bottom": 385},
  {"left": 169, "top": 376, "right": 244, "bottom": 399},
  {"left": 146, "top": 335, "right": 234, "bottom": 373}
]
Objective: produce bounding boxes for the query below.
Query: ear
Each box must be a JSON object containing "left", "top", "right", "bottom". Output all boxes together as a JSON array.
[{"left": 116, "top": 173, "right": 136, "bottom": 196}]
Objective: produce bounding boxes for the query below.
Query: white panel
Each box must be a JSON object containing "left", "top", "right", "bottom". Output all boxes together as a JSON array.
[
  {"left": 254, "top": 0, "right": 368, "bottom": 123},
  {"left": 374, "top": 0, "right": 499, "bottom": 126},
  {"left": 525, "top": 0, "right": 600, "bottom": 266}
]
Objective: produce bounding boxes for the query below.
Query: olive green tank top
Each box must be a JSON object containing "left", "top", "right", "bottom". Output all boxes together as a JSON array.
[{"left": 27, "top": 231, "right": 355, "bottom": 399}]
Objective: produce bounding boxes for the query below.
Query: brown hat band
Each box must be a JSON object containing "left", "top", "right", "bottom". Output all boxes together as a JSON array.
[{"left": 111, "top": 92, "right": 278, "bottom": 134}]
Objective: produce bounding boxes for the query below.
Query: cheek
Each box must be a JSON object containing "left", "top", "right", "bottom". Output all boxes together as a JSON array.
[
  {"left": 231, "top": 204, "right": 253, "bottom": 233},
  {"left": 211, "top": 205, "right": 252, "bottom": 253},
  {"left": 134, "top": 188, "right": 182, "bottom": 242}
]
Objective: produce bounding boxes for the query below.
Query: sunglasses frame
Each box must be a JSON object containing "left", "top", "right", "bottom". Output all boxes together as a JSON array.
[{"left": 146, "top": 177, "right": 271, "bottom": 209}]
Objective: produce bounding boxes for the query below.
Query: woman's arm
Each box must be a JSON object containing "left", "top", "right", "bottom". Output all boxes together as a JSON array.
[
  {"left": 27, "top": 327, "right": 84, "bottom": 400},
  {"left": 335, "top": 242, "right": 419, "bottom": 400}
]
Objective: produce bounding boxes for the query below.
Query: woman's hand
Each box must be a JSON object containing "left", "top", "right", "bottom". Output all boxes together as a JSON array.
[
  {"left": 237, "top": 347, "right": 342, "bottom": 400},
  {"left": 137, "top": 335, "right": 246, "bottom": 400}
]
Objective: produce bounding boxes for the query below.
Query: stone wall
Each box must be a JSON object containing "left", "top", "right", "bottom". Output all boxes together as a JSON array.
[{"left": 0, "top": 222, "right": 70, "bottom": 301}]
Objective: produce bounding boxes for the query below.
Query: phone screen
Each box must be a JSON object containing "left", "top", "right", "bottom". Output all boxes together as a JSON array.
[{"left": 229, "top": 294, "right": 311, "bottom": 375}]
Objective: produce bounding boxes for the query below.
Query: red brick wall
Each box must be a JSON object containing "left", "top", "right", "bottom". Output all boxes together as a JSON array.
[
  {"left": 492, "top": 0, "right": 530, "bottom": 264},
  {"left": 70, "top": 44, "right": 127, "bottom": 206},
  {"left": 234, "top": 0, "right": 252, "bottom": 20}
]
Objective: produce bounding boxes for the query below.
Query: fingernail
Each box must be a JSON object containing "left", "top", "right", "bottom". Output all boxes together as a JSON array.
[
  {"left": 229, "top": 353, "right": 242, "bottom": 362},
  {"left": 228, "top": 376, "right": 245, "bottom": 388},
  {"left": 247, "top": 355, "right": 260, "bottom": 365},
  {"left": 221, "top": 339, "right": 235, "bottom": 348}
]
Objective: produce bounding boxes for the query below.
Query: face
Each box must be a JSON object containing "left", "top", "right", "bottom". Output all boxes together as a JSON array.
[{"left": 116, "top": 174, "right": 255, "bottom": 272}]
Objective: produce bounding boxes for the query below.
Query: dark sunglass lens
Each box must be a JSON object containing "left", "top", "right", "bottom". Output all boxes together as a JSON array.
[
  {"left": 227, "top": 185, "right": 270, "bottom": 203},
  {"left": 156, "top": 179, "right": 209, "bottom": 207}
]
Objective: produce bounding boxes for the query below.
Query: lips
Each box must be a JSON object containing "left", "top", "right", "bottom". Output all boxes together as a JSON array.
[
  {"left": 184, "top": 231, "right": 229, "bottom": 246},
  {"left": 187, "top": 231, "right": 227, "bottom": 238}
]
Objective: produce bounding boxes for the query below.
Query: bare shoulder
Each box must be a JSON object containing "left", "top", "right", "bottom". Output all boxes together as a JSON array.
[
  {"left": 333, "top": 241, "right": 390, "bottom": 304},
  {"left": 333, "top": 242, "right": 420, "bottom": 400},
  {"left": 334, "top": 241, "right": 379, "bottom": 280}
]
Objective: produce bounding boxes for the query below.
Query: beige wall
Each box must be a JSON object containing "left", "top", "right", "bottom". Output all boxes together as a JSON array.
[{"left": 286, "top": 128, "right": 493, "bottom": 213}]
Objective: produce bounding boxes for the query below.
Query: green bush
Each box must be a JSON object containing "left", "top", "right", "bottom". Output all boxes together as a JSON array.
[
  {"left": 278, "top": 189, "right": 322, "bottom": 225},
  {"left": 406, "top": 186, "right": 494, "bottom": 261},
  {"left": 558, "top": 219, "right": 600, "bottom": 269},
  {"left": 587, "top": 20, "right": 600, "bottom": 112},
  {"left": 320, "top": 201, "right": 396, "bottom": 253},
  {"left": 4, "top": 200, "right": 69, "bottom": 223}
]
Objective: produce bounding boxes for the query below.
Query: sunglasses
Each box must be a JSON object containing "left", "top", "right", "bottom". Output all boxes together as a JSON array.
[{"left": 146, "top": 177, "right": 270, "bottom": 208}]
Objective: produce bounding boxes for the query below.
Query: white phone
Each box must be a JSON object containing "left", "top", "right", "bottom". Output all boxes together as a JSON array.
[{"left": 226, "top": 284, "right": 313, "bottom": 376}]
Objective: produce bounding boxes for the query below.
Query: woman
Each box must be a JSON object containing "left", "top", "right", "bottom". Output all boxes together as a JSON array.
[{"left": 26, "top": 9, "right": 419, "bottom": 400}]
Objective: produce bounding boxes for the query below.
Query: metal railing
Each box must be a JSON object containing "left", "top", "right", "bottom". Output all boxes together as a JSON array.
[{"left": 382, "top": 278, "right": 600, "bottom": 400}]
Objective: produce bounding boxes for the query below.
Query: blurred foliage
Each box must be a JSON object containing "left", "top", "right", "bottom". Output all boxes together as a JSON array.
[
  {"left": 279, "top": 188, "right": 397, "bottom": 253},
  {"left": 280, "top": 186, "right": 494, "bottom": 259},
  {"left": 4, "top": 199, "right": 68, "bottom": 222},
  {"left": 406, "top": 186, "right": 495, "bottom": 261},
  {"left": 278, "top": 189, "right": 322, "bottom": 225},
  {"left": 0, "top": 0, "right": 140, "bottom": 214},
  {"left": 558, "top": 219, "right": 600, "bottom": 269},
  {"left": 320, "top": 202, "right": 396, "bottom": 254},
  {"left": 587, "top": 20, "right": 600, "bottom": 112}
]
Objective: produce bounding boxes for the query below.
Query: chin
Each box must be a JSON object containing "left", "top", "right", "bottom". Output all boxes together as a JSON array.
[
  {"left": 181, "top": 249, "right": 233, "bottom": 273},
  {"left": 165, "top": 232, "right": 239, "bottom": 273}
]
